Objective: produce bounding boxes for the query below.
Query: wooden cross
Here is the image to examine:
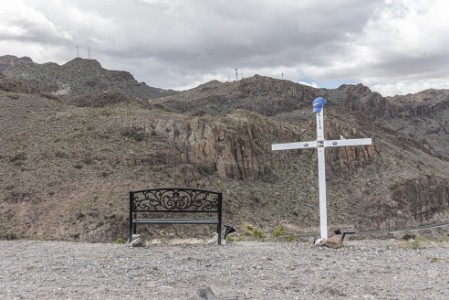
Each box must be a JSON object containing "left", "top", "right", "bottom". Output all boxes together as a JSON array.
[{"left": 272, "top": 97, "right": 372, "bottom": 239}]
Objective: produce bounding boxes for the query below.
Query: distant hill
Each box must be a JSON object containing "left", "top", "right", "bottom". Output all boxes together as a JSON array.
[
  {"left": 1, "top": 55, "right": 449, "bottom": 242},
  {"left": 0, "top": 55, "right": 178, "bottom": 107}
]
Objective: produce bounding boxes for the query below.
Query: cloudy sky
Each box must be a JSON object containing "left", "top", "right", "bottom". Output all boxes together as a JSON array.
[{"left": 1, "top": 0, "right": 448, "bottom": 96}]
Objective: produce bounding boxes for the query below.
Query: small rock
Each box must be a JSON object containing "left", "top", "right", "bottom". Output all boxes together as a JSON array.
[
  {"left": 197, "top": 286, "right": 218, "bottom": 300},
  {"left": 128, "top": 234, "right": 143, "bottom": 247},
  {"left": 314, "top": 238, "right": 326, "bottom": 246}
]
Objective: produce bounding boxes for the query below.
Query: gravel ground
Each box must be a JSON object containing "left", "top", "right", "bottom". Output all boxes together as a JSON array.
[{"left": 1, "top": 239, "right": 449, "bottom": 299}]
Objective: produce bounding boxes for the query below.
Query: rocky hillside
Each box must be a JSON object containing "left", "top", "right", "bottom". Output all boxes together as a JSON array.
[
  {"left": 158, "top": 76, "right": 449, "bottom": 161},
  {"left": 1, "top": 56, "right": 449, "bottom": 242}
]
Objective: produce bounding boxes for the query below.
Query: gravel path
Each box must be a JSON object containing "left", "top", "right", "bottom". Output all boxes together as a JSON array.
[{"left": 1, "top": 239, "right": 449, "bottom": 299}]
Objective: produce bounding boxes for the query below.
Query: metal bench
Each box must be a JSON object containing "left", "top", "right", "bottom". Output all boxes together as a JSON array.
[{"left": 128, "top": 188, "right": 223, "bottom": 245}]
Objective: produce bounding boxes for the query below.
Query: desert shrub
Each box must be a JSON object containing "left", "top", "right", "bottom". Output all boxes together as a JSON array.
[
  {"left": 196, "top": 164, "right": 214, "bottom": 176},
  {"left": 83, "top": 157, "right": 94, "bottom": 165},
  {"left": 226, "top": 236, "right": 243, "bottom": 242},
  {"left": 0, "top": 84, "right": 11, "bottom": 91},
  {"left": 406, "top": 236, "right": 430, "bottom": 250},
  {"left": 9, "top": 152, "right": 27, "bottom": 163},
  {"left": 271, "top": 224, "right": 295, "bottom": 242},
  {"left": 285, "top": 233, "right": 295, "bottom": 242},
  {"left": 54, "top": 150, "right": 69, "bottom": 158},
  {"left": 272, "top": 224, "right": 286, "bottom": 239},
  {"left": 10, "top": 152, "right": 27, "bottom": 166},
  {"left": 115, "top": 237, "right": 126, "bottom": 244},
  {"left": 388, "top": 235, "right": 431, "bottom": 250},
  {"left": 252, "top": 229, "right": 265, "bottom": 240},
  {"left": 261, "top": 164, "right": 279, "bottom": 183},
  {"left": 428, "top": 256, "right": 449, "bottom": 263},
  {"left": 244, "top": 225, "right": 265, "bottom": 240},
  {"left": 121, "top": 127, "right": 145, "bottom": 142},
  {"left": 0, "top": 233, "right": 17, "bottom": 240}
]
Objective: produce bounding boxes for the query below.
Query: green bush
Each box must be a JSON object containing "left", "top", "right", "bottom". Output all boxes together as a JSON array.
[
  {"left": 271, "top": 224, "right": 295, "bottom": 242},
  {"left": 407, "top": 236, "right": 430, "bottom": 250},
  {"left": 252, "top": 229, "right": 265, "bottom": 240},
  {"left": 285, "top": 233, "right": 295, "bottom": 242},
  {"left": 272, "top": 224, "right": 287, "bottom": 239},
  {"left": 115, "top": 237, "right": 126, "bottom": 244},
  {"left": 244, "top": 225, "right": 265, "bottom": 240}
]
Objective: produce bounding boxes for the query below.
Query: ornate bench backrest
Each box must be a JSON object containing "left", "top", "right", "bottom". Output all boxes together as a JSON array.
[{"left": 130, "top": 188, "right": 222, "bottom": 213}]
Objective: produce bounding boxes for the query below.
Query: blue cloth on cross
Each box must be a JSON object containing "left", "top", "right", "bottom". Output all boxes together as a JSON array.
[{"left": 312, "top": 97, "right": 327, "bottom": 113}]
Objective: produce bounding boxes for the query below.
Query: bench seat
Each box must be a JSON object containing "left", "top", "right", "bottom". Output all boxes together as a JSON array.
[{"left": 133, "top": 218, "right": 220, "bottom": 225}]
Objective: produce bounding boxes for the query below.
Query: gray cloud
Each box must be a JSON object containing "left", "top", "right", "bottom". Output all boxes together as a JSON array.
[{"left": 1, "top": 0, "right": 448, "bottom": 96}]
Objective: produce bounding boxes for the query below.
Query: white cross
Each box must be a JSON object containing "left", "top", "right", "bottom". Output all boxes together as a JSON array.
[{"left": 272, "top": 97, "right": 372, "bottom": 240}]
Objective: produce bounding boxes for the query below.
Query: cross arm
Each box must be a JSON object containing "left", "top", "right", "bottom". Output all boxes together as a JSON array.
[
  {"left": 272, "top": 141, "right": 317, "bottom": 151},
  {"left": 324, "top": 138, "right": 372, "bottom": 148}
]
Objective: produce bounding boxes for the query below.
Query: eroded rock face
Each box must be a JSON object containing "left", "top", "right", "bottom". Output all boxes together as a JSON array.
[
  {"left": 323, "top": 117, "right": 379, "bottom": 173},
  {"left": 391, "top": 174, "right": 449, "bottom": 225},
  {"left": 363, "top": 174, "right": 449, "bottom": 231},
  {"left": 186, "top": 116, "right": 261, "bottom": 181},
  {"left": 149, "top": 111, "right": 296, "bottom": 181}
]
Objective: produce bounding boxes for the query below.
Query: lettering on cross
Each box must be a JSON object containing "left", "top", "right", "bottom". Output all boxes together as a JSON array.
[{"left": 272, "top": 97, "right": 373, "bottom": 240}]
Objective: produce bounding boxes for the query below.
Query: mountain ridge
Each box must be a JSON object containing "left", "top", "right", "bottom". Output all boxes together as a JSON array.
[{"left": 0, "top": 55, "right": 178, "bottom": 107}]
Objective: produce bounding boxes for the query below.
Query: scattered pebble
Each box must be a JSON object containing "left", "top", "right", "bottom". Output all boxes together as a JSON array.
[{"left": 1, "top": 239, "right": 449, "bottom": 299}]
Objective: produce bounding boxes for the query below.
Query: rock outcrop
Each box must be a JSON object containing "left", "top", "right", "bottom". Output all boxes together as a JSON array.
[
  {"left": 391, "top": 174, "right": 449, "bottom": 225},
  {"left": 128, "top": 110, "right": 298, "bottom": 182}
]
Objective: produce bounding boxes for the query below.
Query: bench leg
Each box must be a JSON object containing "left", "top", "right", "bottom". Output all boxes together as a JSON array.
[
  {"left": 128, "top": 222, "right": 133, "bottom": 243},
  {"left": 217, "top": 224, "right": 222, "bottom": 245},
  {"left": 128, "top": 221, "right": 137, "bottom": 243}
]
